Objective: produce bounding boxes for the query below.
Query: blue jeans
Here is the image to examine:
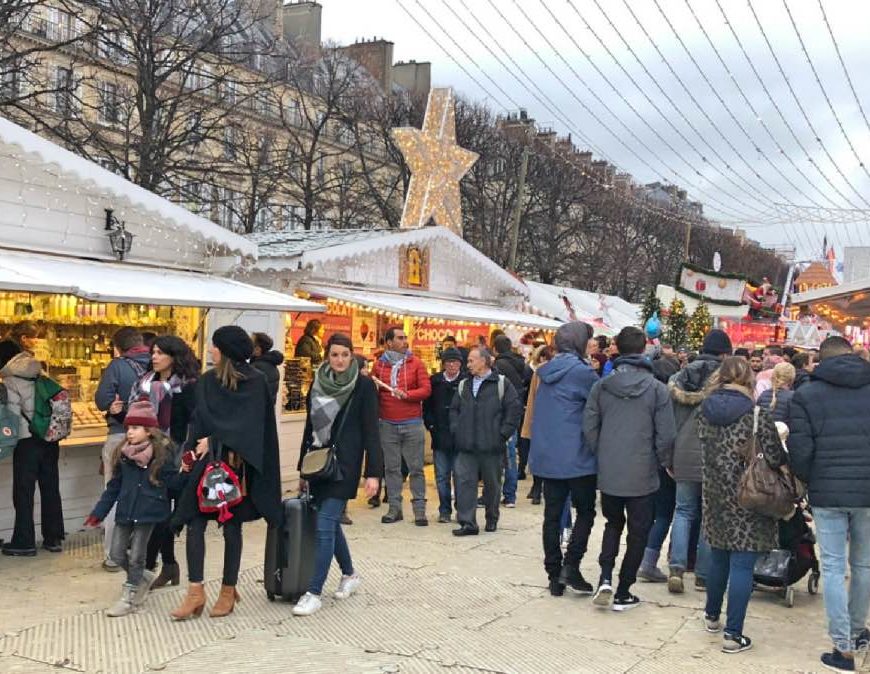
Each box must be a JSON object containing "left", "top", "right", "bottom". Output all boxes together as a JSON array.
[
  {"left": 669, "top": 480, "right": 710, "bottom": 579},
  {"left": 308, "top": 497, "right": 354, "bottom": 596},
  {"left": 502, "top": 432, "right": 518, "bottom": 503},
  {"left": 646, "top": 468, "right": 676, "bottom": 553},
  {"left": 705, "top": 548, "right": 759, "bottom": 636},
  {"left": 814, "top": 507, "right": 870, "bottom": 652},
  {"left": 434, "top": 450, "right": 457, "bottom": 517}
]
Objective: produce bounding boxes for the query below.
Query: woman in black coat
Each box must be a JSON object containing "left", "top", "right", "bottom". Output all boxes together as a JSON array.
[
  {"left": 170, "top": 326, "right": 282, "bottom": 621},
  {"left": 294, "top": 333, "right": 382, "bottom": 617},
  {"left": 126, "top": 335, "right": 198, "bottom": 588}
]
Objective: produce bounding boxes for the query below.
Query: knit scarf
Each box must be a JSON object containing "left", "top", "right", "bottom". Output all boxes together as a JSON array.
[
  {"left": 309, "top": 359, "right": 359, "bottom": 447},
  {"left": 121, "top": 439, "right": 153, "bottom": 468},
  {"left": 382, "top": 350, "right": 408, "bottom": 389},
  {"left": 136, "top": 372, "right": 184, "bottom": 432}
]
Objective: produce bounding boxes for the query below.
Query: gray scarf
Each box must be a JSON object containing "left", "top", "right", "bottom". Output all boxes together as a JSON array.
[
  {"left": 383, "top": 350, "right": 408, "bottom": 389},
  {"left": 309, "top": 359, "right": 359, "bottom": 447}
]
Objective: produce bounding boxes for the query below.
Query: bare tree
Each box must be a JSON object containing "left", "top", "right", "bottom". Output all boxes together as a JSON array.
[{"left": 0, "top": 0, "right": 97, "bottom": 110}]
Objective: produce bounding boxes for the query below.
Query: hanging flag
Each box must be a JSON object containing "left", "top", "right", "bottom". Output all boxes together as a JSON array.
[
  {"left": 822, "top": 235, "right": 828, "bottom": 260},
  {"left": 826, "top": 246, "right": 836, "bottom": 276}
]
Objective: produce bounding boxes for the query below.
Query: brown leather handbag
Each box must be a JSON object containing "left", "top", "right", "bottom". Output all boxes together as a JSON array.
[{"left": 737, "top": 407, "right": 801, "bottom": 520}]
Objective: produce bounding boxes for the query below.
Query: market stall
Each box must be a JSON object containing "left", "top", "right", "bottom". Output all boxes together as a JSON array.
[
  {"left": 240, "top": 225, "right": 561, "bottom": 469},
  {"left": 0, "top": 117, "right": 322, "bottom": 539},
  {"left": 789, "top": 278, "right": 867, "bottom": 346}
]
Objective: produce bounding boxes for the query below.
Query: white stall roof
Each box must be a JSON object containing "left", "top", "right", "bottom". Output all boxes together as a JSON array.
[
  {"left": 525, "top": 280, "right": 640, "bottom": 335},
  {"left": 303, "top": 285, "right": 561, "bottom": 330},
  {"left": 0, "top": 116, "right": 257, "bottom": 260},
  {"left": 0, "top": 249, "right": 323, "bottom": 312}
]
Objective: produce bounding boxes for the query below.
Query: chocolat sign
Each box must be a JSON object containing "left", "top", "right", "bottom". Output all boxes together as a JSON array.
[{"left": 412, "top": 321, "right": 488, "bottom": 347}]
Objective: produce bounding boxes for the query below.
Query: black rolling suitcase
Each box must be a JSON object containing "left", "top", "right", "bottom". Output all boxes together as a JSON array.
[{"left": 264, "top": 494, "right": 317, "bottom": 601}]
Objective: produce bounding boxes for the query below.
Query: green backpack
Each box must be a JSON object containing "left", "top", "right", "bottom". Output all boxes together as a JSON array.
[{"left": 0, "top": 383, "right": 20, "bottom": 460}]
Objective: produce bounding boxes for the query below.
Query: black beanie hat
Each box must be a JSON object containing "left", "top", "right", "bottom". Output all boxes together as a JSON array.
[
  {"left": 440, "top": 347, "right": 463, "bottom": 363},
  {"left": 213, "top": 325, "right": 254, "bottom": 363},
  {"left": 701, "top": 328, "right": 733, "bottom": 356}
]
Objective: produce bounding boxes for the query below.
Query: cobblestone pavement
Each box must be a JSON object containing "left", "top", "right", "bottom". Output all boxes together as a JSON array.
[{"left": 0, "top": 470, "right": 867, "bottom": 673}]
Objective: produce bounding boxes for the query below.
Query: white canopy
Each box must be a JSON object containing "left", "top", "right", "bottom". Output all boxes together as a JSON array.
[
  {"left": 302, "top": 284, "right": 561, "bottom": 330},
  {"left": 0, "top": 249, "right": 323, "bottom": 312},
  {"left": 524, "top": 280, "right": 640, "bottom": 335}
]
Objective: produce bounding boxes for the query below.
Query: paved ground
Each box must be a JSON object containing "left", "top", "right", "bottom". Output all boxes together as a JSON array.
[{"left": 0, "top": 469, "right": 866, "bottom": 673}]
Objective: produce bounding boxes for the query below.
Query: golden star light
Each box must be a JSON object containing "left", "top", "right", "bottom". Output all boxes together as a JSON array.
[{"left": 392, "top": 87, "right": 479, "bottom": 235}]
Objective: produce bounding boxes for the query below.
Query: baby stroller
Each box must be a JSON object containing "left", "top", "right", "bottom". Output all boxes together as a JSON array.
[{"left": 753, "top": 501, "right": 820, "bottom": 607}]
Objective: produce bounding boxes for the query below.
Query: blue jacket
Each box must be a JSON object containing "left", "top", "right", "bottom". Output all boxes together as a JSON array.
[
  {"left": 91, "top": 450, "right": 187, "bottom": 525},
  {"left": 529, "top": 353, "right": 599, "bottom": 479},
  {"left": 94, "top": 349, "right": 151, "bottom": 434}
]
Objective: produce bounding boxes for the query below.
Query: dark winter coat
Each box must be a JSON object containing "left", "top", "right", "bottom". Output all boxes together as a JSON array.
[
  {"left": 756, "top": 387, "right": 794, "bottom": 423},
  {"left": 494, "top": 351, "right": 532, "bottom": 402},
  {"left": 294, "top": 334, "right": 323, "bottom": 366},
  {"left": 91, "top": 437, "right": 187, "bottom": 525},
  {"left": 699, "top": 389, "right": 785, "bottom": 552},
  {"left": 793, "top": 369, "right": 812, "bottom": 391},
  {"left": 449, "top": 371, "right": 522, "bottom": 455},
  {"left": 299, "top": 375, "right": 383, "bottom": 501},
  {"left": 423, "top": 372, "right": 462, "bottom": 454},
  {"left": 788, "top": 354, "right": 870, "bottom": 508},
  {"left": 173, "top": 365, "right": 281, "bottom": 528},
  {"left": 668, "top": 353, "right": 722, "bottom": 482},
  {"left": 651, "top": 355, "right": 680, "bottom": 384},
  {"left": 528, "top": 353, "right": 599, "bottom": 479},
  {"left": 584, "top": 355, "right": 676, "bottom": 497},
  {"left": 94, "top": 348, "right": 152, "bottom": 434},
  {"left": 252, "top": 350, "right": 284, "bottom": 405}
]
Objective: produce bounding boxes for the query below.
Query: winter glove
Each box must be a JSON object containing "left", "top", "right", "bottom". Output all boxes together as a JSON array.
[{"left": 84, "top": 515, "right": 101, "bottom": 528}]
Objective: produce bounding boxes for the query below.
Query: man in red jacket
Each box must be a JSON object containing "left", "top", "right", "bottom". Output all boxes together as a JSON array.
[{"left": 371, "top": 326, "right": 432, "bottom": 526}]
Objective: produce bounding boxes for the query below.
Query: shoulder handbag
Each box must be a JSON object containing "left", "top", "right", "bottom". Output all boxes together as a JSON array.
[
  {"left": 737, "top": 407, "right": 799, "bottom": 520},
  {"left": 300, "top": 393, "right": 354, "bottom": 482}
]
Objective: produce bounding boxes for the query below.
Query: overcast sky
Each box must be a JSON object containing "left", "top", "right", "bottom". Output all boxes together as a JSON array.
[{"left": 319, "top": 0, "right": 870, "bottom": 262}]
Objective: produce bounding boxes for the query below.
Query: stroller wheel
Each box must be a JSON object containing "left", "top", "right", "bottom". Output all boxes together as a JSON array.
[
  {"left": 808, "top": 574, "right": 819, "bottom": 595},
  {"left": 785, "top": 586, "right": 795, "bottom": 608}
]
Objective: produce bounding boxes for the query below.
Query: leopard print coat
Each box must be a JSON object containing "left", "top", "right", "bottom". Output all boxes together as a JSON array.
[{"left": 698, "top": 406, "right": 785, "bottom": 552}]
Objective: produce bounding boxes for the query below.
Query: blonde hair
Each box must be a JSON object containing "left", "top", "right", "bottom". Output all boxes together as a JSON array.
[
  {"left": 110, "top": 428, "right": 173, "bottom": 486},
  {"left": 704, "top": 356, "right": 755, "bottom": 397},
  {"left": 770, "top": 362, "right": 796, "bottom": 410},
  {"left": 215, "top": 357, "right": 244, "bottom": 391}
]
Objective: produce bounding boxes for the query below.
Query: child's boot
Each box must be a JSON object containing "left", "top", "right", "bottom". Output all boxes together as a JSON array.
[
  {"left": 209, "top": 584, "right": 240, "bottom": 617},
  {"left": 152, "top": 562, "right": 180, "bottom": 588},
  {"left": 170, "top": 582, "right": 206, "bottom": 620},
  {"left": 107, "top": 583, "right": 136, "bottom": 617}
]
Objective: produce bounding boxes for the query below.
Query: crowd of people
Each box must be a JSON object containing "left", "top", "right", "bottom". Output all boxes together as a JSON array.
[{"left": 0, "top": 317, "right": 868, "bottom": 671}]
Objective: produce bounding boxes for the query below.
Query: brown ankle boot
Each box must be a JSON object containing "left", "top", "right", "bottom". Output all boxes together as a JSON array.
[
  {"left": 152, "top": 562, "right": 180, "bottom": 589},
  {"left": 209, "top": 584, "right": 240, "bottom": 618},
  {"left": 170, "top": 583, "right": 206, "bottom": 620}
]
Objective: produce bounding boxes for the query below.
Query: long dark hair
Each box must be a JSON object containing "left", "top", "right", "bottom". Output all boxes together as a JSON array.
[{"left": 152, "top": 335, "right": 199, "bottom": 380}]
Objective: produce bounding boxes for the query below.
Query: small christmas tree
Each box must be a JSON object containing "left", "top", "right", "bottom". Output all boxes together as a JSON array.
[
  {"left": 639, "top": 288, "right": 663, "bottom": 326},
  {"left": 665, "top": 298, "right": 689, "bottom": 349},
  {"left": 687, "top": 299, "right": 713, "bottom": 351}
]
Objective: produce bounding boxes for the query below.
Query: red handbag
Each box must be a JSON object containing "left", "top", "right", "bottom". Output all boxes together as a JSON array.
[{"left": 197, "top": 448, "right": 243, "bottom": 523}]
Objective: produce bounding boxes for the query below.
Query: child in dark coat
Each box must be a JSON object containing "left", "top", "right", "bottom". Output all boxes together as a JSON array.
[{"left": 86, "top": 401, "right": 189, "bottom": 617}]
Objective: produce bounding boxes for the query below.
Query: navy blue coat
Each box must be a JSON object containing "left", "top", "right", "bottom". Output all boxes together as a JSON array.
[
  {"left": 789, "top": 354, "right": 870, "bottom": 508},
  {"left": 91, "top": 454, "right": 186, "bottom": 525}
]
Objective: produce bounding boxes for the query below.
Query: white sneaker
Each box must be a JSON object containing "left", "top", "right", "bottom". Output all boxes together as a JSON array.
[
  {"left": 292, "top": 592, "right": 323, "bottom": 616},
  {"left": 106, "top": 584, "right": 136, "bottom": 617},
  {"left": 593, "top": 582, "right": 614, "bottom": 608},
  {"left": 334, "top": 574, "right": 362, "bottom": 600}
]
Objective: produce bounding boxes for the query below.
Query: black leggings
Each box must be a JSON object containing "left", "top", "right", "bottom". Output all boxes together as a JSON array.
[
  {"left": 186, "top": 515, "right": 243, "bottom": 586},
  {"left": 145, "top": 519, "right": 176, "bottom": 570}
]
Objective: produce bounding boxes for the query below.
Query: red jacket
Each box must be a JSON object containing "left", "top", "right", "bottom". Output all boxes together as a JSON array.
[{"left": 371, "top": 353, "right": 432, "bottom": 422}]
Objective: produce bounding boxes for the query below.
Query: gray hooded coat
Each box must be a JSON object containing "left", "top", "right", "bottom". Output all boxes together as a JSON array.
[
  {"left": 0, "top": 352, "right": 41, "bottom": 440},
  {"left": 584, "top": 355, "right": 676, "bottom": 497}
]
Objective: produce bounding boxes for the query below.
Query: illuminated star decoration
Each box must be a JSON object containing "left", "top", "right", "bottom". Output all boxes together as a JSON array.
[{"left": 392, "top": 87, "right": 479, "bottom": 235}]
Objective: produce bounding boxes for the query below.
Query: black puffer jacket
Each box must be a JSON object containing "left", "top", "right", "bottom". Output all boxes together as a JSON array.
[
  {"left": 494, "top": 351, "right": 532, "bottom": 402},
  {"left": 449, "top": 372, "right": 522, "bottom": 454},
  {"left": 252, "top": 350, "right": 284, "bottom": 405},
  {"left": 756, "top": 387, "right": 793, "bottom": 423},
  {"left": 789, "top": 354, "right": 870, "bottom": 508}
]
